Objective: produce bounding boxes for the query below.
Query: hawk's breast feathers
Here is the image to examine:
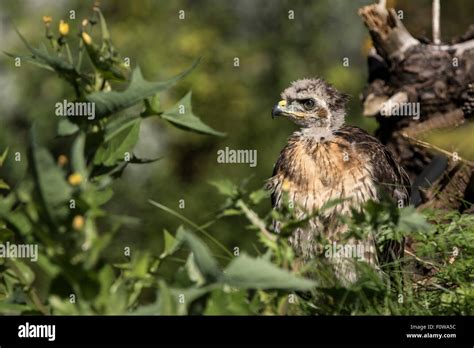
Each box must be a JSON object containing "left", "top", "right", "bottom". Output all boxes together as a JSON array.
[
  {"left": 267, "top": 126, "right": 410, "bottom": 263},
  {"left": 269, "top": 126, "right": 409, "bottom": 213}
]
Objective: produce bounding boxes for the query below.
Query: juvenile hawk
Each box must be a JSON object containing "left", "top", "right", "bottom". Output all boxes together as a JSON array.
[{"left": 268, "top": 78, "right": 410, "bottom": 282}]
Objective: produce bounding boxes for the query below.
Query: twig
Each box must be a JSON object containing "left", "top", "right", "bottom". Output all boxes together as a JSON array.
[
  {"left": 432, "top": 0, "right": 441, "bottom": 44},
  {"left": 401, "top": 132, "right": 474, "bottom": 167},
  {"left": 404, "top": 248, "right": 440, "bottom": 271}
]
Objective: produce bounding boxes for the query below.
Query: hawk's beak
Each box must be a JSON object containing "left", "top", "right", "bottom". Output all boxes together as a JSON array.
[{"left": 272, "top": 100, "right": 287, "bottom": 119}]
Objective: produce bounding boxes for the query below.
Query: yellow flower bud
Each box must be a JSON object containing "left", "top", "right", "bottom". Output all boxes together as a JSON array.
[
  {"left": 68, "top": 172, "right": 82, "bottom": 186},
  {"left": 81, "top": 19, "right": 89, "bottom": 27},
  {"left": 72, "top": 215, "right": 85, "bottom": 231},
  {"left": 57, "top": 154, "right": 68, "bottom": 167},
  {"left": 59, "top": 20, "right": 69, "bottom": 36},
  {"left": 82, "top": 32, "right": 92, "bottom": 45},
  {"left": 42, "top": 16, "right": 52, "bottom": 26}
]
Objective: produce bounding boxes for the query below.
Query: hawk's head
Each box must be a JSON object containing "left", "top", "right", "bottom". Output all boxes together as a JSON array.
[{"left": 272, "top": 78, "right": 349, "bottom": 129}]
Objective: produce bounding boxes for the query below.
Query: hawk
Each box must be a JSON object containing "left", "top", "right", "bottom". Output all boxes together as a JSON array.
[{"left": 267, "top": 78, "right": 410, "bottom": 283}]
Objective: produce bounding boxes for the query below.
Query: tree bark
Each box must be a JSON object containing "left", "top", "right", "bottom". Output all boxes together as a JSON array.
[{"left": 358, "top": 1, "right": 474, "bottom": 211}]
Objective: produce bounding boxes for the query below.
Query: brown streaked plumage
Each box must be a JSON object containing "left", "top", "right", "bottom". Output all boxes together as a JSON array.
[{"left": 268, "top": 78, "right": 410, "bottom": 283}]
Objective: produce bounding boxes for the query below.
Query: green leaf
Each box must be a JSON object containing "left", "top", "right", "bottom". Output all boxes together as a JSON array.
[
  {"left": 83, "top": 42, "right": 127, "bottom": 81},
  {"left": 0, "top": 147, "right": 9, "bottom": 167},
  {"left": 397, "top": 206, "right": 430, "bottom": 232},
  {"left": 209, "top": 179, "right": 238, "bottom": 197},
  {"left": 249, "top": 189, "right": 270, "bottom": 204},
  {"left": 0, "top": 228, "right": 14, "bottom": 242},
  {"left": 132, "top": 281, "right": 177, "bottom": 315},
  {"left": 8, "top": 259, "right": 35, "bottom": 286},
  {"left": 81, "top": 187, "right": 114, "bottom": 208},
  {"left": 71, "top": 132, "right": 88, "bottom": 184},
  {"left": 0, "top": 179, "right": 10, "bottom": 191},
  {"left": 57, "top": 118, "right": 79, "bottom": 136},
  {"left": 29, "top": 128, "right": 72, "bottom": 222},
  {"left": 155, "top": 281, "right": 177, "bottom": 315},
  {"left": 12, "top": 29, "right": 76, "bottom": 73},
  {"left": 204, "top": 288, "right": 253, "bottom": 315},
  {"left": 49, "top": 295, "right": 80, "bottom": 315},
  {"left": 93, "top": 118, "right": 141, "bottom": 166},
  {"left": 4, "top": 52, "right": 55, "bottom": 72},
  {"left": 141, "top": 95, "right": 161, "bottom": 117},
  {"left": 160, "top": 229, "right": 183, "bottom": 259},
  {"left": 97, "top": 8, "right": 111, "bottom": 42},
  {"left": 170, "top": 286, "right": 214, "bottom": 315},
  {"left": 177, "top": 227, "right": 221, "bottom": 283},
  {"left": 86, "top": 60, "right": 200, "bottom": 119},
  {"left": 161, "top": 92, "right": 225, "bottom": 136},
  {"left": 222, "top": 253, "right": 316, "bottom": 290},
  {"left": 129, "top": 156, "right": 162, "bottom": 164},
  {"left": 185, "top": 254, "right": 206, "bottom": 286},
  {"left": 133, "top": 284, "right": 213, "bottom": 315},
  {"left": 0, "top": 302, "right": 33, "bottom": 315}
]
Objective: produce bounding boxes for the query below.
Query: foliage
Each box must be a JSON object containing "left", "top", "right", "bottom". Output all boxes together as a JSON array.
[{"left": 0, "top": 6, "right": 472, "bottom": 316}]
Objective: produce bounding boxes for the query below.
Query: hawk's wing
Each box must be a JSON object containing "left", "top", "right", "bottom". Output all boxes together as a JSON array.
[
  {"left": 335, "top": 126, "right": 411, "bottom": 204},
  {"left": 335, "top": 126, "right": 411, "bottom": 265}
]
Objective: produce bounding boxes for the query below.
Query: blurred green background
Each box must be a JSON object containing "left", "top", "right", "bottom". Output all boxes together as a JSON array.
[{"left": 1, "top": 0, "right": 473, "bottom": 261}]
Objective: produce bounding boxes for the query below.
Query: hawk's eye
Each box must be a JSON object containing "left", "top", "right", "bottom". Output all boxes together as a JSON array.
[{"left": 302, "top": 98, "right": 316, "bottom": 110}]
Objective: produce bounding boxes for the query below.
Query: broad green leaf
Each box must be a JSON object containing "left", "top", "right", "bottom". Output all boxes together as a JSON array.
[
  {"left": 177, "top": 227, "right": 221, "bottom": 283},
  {"left": 29, "top": 129, "right": 72, "bottom": 222},
  {"left": 57, "top": 118, "right": 79, "bottom": 136},
  {"left": 81, "top": 187, "right": 114, "bottom": 208},
  {"left": 204, "top": 288, "right": 253, "bottom": 315},
  {"left": 222, "top": 253, "right": 316, "bottom": 290},
  {"left": 161, "top": 92, "right": 225, "bottom": 136},
  {"left": 8, "top": 259, "right": 35, "bottom": 286},
  {"left": 0, "top": 302, "right": 33, "bottom": 315},
  {"left": 93, "top": 118, "right": 141, "bottom": 166},
  {"left": 397, "top": 206, "right": 430, "bottom": 232},
  {"left": 4, "top": 211, "right": 32, "bottom": 235},
  {"left": 86, "top": 60, "right": 200, "bottom": 119}
]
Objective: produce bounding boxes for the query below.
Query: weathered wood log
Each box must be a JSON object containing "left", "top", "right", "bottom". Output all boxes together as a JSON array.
[{"left": 358, "top": 1, "right": 474, "bottom": 211}]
